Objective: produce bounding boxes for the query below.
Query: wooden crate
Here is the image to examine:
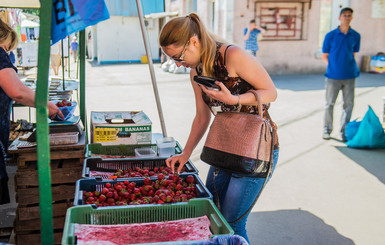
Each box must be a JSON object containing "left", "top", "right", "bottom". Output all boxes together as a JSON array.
[
  {"left": 17, "top": 201, "right": 72, "bottom": 221},
  {"left": 14, "top": 216, "right": 65, "bottom": 233},
  {"left": 16, "top": 149, "right": 84, "bottom": 169},
  {"left": 16, "top": 231, "right": 63, "bottom": 245},
  {"left": 15, "top": 158, "right": 83, "bottom": 188}
]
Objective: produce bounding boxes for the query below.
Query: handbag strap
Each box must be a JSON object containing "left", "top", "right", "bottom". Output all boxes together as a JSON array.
[{"left": 246, "top": 90, "right": 263, "bottom": 117}]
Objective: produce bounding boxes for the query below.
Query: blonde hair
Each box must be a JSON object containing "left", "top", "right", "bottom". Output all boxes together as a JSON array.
[
  {"left": 0, "top": 19, "right": 19, "bottom": 51},
  {"left": 159, "top": 13, "right": 218, "bottom": 76}
]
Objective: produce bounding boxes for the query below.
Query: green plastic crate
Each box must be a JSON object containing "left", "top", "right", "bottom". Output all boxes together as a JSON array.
[
  {"left": 62, "top": 199, "right": 233, "bottom": 245},
  {"left": 85, "top": 142, "right": 183, "bottom": 158}
]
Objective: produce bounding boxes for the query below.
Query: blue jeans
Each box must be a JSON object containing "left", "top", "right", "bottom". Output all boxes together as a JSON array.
[
  {"left": 206, "top": 149, "right": 279, "bottom": 243},
  {"left": 323, "top": 78, "right": 355, "bottom": 136}
]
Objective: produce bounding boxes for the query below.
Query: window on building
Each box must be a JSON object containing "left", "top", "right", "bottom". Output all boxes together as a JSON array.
[
  {"left": 255, "top": 1, "right": 311, "bottom": 40},
  {"left": 186, "top": 0, "right": 197, "bottom": 14}
]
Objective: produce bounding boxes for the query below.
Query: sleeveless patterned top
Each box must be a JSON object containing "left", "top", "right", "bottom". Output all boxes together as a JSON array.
[{"left": 196, "top": 43, "right": 268, "bottom": 115}]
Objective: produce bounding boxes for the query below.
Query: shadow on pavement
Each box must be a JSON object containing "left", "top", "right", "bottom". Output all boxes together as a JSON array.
[
  {"left": 271, "top": 73, "right": 385, "bottom": 92},
  {"left": 247, "top": 209, "right": 355, "bottom": 245},
  {"left": 335, "top": 146, "right": 385, "bottom": 184}
]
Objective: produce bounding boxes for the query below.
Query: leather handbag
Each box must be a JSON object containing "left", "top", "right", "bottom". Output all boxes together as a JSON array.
[{"left": 201, "top": 90, "right": 274, "bottom": 178}]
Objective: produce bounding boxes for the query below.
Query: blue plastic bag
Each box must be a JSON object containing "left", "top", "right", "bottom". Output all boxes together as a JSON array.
[
  {"left": 345, "top": 119, "right": 361, "bottom": 141},
  {"left": 51, "top": 0, "right": 110, "bottom": 44},
  {"left": 346, "top": 106, "right": 385, "bottom": 149}
]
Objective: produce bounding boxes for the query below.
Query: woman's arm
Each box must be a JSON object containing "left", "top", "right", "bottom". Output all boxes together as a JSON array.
[
  {"left": 224, "top": 46, "right": 277, "bottom": 105},
  {"left": 166, "top": 69, "right": 212, "bottom": 173},
  {"left": 0, "top": 68, "right": 35, "bottom": 106},
  {"left": 0, "top": 68, "right": 63, "bottom": 118}
]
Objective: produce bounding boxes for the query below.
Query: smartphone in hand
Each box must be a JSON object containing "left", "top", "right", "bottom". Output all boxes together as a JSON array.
[{"left": 193, "top": 76, "right": 221, "bottom": 91}]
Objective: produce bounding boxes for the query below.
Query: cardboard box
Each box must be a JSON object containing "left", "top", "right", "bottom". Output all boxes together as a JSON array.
[{"left": 91, "top": 111, "right": 152, "bottom": 145}]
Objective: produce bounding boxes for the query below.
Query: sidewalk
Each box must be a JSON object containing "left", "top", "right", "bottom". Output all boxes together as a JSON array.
[
  {"left": 86, "top": 63, "right": 385, "bottom": 244},
  {"left": 4, "top": 61, "right": 385, "bottom": 244}
]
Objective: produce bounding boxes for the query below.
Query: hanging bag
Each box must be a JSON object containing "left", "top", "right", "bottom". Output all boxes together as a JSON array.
[{"left": 200, "top": 90, "right": 275, "bottom": 178}]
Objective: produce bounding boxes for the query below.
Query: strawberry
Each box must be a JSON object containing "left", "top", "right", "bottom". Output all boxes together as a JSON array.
[
  {"left": 176, "top": 184, "right": 183, "bottom": 191},
  {"left": 99, "top": 194, "right": 106, "bottom": 202},
  {"left": 185, "top": 175, "right": 195, "bottom": 184},
  {"left": 113, "top": 193, "right": 119, "bottom": 200},
  {"left": 134, "top": 188, "right": 142, "bottom": 197},
  {"left": 106, "top": 192, "right": 113, "bottom": 198},
  {"left": 152, "top": 195, "right": 159, "bottom": 202},
  {"left": 114, "top": 184, "right": 122, "bottom": 192},
  {"left": 159, "top": 193, "right": 166, "bottom": 202},
  {"left": 143, "top": 178, "right": 152, "bottom": 186},
  {"left": 124, "top": 180, "right": 129, "bottom": 186},
  {"left": 130, "top": 194, "right": 136, "bottom": 201},
  {"left": 107, "top": 198, "right": 115, "bottom": 204},
  {"left": 165, "top": 195, "right": 172, "bottom": 203},
  {"left": 67, "top": 102, "right": 72, "bottom": 106},
  {"left": 143, "top": 185, "right": 152, "bottom": 192},
  {"left": 105, "top": 183, "right": 112, "bottom": 188},
  {"left": 102, "top": 187, "right": 108, "bottom": 194},
  {"left": 123, "top": 192, "right": 130, "bottom": 199},
  {"left": 153, "top": 167, "right": 159, "bottom": 173},
  {"left": 114, "top": 172, "right": 121, "bottom": 177}
]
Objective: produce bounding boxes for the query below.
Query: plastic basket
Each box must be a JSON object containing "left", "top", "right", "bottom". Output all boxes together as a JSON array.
[
  {"left": 74, "top": 173, "right": 212, "bottom": 206},
  {"left": 51, "top": 101, "right": 77, "bottom": 121},
  {"left": 62, "top": 199, "right": 234, "bottom": 245},
  {"left": 85, "top": 142, "right": 184, "bottom": 158},
  {"left": 82, "top": 157, "right": 199, "bottom": 178}
]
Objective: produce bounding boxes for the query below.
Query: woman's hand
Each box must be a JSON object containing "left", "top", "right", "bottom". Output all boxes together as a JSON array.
[
  {"left": 165, "top": 151, "right": 191, "bottom": 174},
  {"left": 47, "top": 101, "right": 64, "bottom": 120},
  {"left": 199, "top": 82, "right": 238, "bottom": 105}
]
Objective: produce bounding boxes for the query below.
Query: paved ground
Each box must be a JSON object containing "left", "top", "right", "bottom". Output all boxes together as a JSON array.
[{"left": 4, "top": 60, "right": 385, "bottom": 244}]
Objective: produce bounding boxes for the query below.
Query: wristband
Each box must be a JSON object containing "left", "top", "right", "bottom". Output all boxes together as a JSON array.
[{"left": 236, "top": 94, "right": 241, "bottom": 108}]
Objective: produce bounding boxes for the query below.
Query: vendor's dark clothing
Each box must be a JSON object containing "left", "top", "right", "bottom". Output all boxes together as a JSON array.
[{"left": 0, "top": 47, "right": 17, "bottom": 204}]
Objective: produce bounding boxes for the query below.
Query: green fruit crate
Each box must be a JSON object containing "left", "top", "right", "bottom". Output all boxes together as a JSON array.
[
  {"left": 85, "top": 142, "right": 184, "bottom": 158},
  {"left": 62, "top": 199, "right": 234, "bottom": 245}
]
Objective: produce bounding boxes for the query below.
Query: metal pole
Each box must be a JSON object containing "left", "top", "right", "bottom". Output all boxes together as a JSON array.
[
  {"left": 79, "top": 30, "right": 87, "bottom": 138},
  {"left": 68, "top": 36, "right": 71, "bottom": 77},
  {"left": 135, "top": 0, "right": 167, "bottom": 137},
  {"left": 36, "top": 0, "right": 54, "bottom": 244},
  {"left": 61, "top": 39, "right": 65, "bottom": 90}
]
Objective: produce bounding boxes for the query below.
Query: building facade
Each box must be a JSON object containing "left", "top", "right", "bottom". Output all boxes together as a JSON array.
[{"left": 165, "top": 0, "right": 385, "bottom": 74}]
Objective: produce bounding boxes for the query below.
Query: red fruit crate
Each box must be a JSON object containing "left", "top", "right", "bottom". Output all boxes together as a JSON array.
[
  {"left": 62, "top": 199, "right": 234, "bottom": 245},
  {"left": 74, "top": 174, "right": 212, "bottom": 206},
  {"left": 82, "top": 157, "right": 199, "bottom": 179}
]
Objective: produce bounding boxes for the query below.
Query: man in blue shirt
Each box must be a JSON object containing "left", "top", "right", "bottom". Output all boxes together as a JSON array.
[
  {"left": 322, "top": 7, "right": 360, "bottom": 142},
  {"left": 244, "top": 20, "right": 266, "bottom": 57}
]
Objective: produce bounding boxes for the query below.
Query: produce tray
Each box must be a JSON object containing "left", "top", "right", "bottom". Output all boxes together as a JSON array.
[
  {"left": 62, "top": 199, "right": 233, "bottom": 245},
  {"left": 85, "top": 142, "right": 184, "bottom": 158},
  {"left": 82, "top": 157, "right": 199, "bottom": 178},
  {"left": 74, "top": 174, "right": 212, "bottom": 206}
]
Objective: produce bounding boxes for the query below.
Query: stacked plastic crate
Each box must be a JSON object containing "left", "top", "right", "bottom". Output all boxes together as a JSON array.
[{"left": 62, "top": 142, "right": 234, "bottom": 244}]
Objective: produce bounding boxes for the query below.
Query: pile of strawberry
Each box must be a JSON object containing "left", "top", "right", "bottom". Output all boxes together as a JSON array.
[
  {"left": 56, "top": 99, "right": 72, "bottom": 107},
  {"left": 83, "top": 174, "right": 197, "bottom": 206},
  {"left": 112, "top": 166, "right": 188, "bottom": 178}
]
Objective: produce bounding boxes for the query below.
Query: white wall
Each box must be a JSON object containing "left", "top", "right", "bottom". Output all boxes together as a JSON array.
[{"left": 96, "top": 16, "right": 160, "bottom": 63}]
